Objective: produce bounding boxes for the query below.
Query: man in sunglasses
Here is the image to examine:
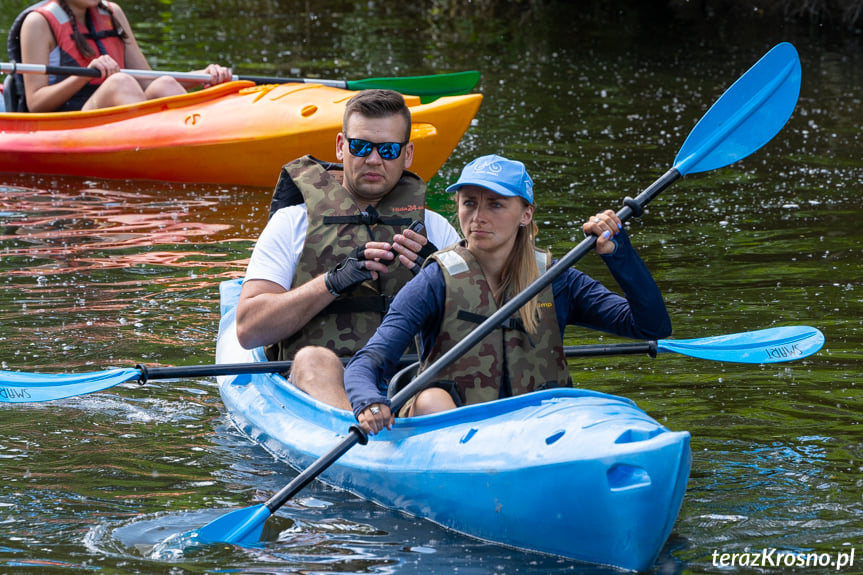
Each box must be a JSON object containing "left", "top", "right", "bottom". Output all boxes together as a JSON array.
[{"left": 235, "top": 89, "right": 461, "bottom": 409}]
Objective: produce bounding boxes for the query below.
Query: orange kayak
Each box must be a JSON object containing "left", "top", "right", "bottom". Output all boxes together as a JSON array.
[{"left": 0, "top": 81, "right": 482, "bottom": 187}]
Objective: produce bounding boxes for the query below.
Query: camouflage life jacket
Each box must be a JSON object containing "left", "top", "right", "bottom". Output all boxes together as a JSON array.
[
  {"left": 422, "top": 242, "right": 570, "bottom": 406},
  {"left": 265, "top": 155, "right": 427, "bottom": 361},
  {"left": 7, "top": 0, "right": 125, "bottom": 112}
]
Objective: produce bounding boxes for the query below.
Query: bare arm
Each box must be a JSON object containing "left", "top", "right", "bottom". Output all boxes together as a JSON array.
[
  {"left": 236, "top": 241, "right": 396, "bottom": 349},
  {"left": 236, "top": 277, "right": 335, "bottom": 349},
  {"left": 20, "top": 12, "right": 94, "bottom": 112}
]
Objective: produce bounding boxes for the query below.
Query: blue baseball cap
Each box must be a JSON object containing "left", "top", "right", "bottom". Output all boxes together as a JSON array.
[{"left": 445, "top": 154, "right": 534, "bottom": 204}]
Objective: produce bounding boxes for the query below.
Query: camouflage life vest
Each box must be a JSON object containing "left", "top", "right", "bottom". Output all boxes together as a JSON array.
[
  {"left": 265, "top": 155, "right": 427, "bottom": 361},
  {"left": 422, "top": 242, "right": 570, "bottom": 406}
]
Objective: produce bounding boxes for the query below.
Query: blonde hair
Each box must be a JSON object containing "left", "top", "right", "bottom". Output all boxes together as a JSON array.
[{"left": 495, "top": 216, "right": 542, "bottom": 334}]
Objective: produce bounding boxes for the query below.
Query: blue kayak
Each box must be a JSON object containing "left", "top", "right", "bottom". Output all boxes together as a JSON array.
[{"left": 215, "top": 278, "right": 691, "bottom": 572}]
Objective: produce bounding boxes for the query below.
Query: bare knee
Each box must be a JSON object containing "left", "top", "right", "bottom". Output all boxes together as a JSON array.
[
  {"left": 409, "top": 387, "right": 457, "bottom": 417},
  {"left": 143, "top": 76, "right": 186, "bottom": 99},
  {"left": 289, "top": 346, "right": 350, "bottom": 410},
  {"left": 291, "top": 346, "right": 341, "bottom": 379},
  {"left": 83, "top": 73, "right": 145, "bottom": 110}
]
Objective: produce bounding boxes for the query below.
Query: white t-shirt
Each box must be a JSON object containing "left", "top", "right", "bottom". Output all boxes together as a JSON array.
[{"left": 244, "top": 204, "right": 461, "bottom": 291}]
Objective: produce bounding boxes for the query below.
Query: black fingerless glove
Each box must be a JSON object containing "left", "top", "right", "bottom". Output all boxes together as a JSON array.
[
  {"left": 410, "top": 240, "right": 438, "bottom": 275},
  {"left": 325, "top": 247, "right": 373, "bottom": 296}
]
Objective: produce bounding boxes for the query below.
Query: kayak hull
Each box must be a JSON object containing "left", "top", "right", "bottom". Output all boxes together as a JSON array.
[
  {"left": 215, "top": 278, "right": 690, "bottom": 572},
  {"left": 0, "top": 82, "right": 482, "bottom": 187}
]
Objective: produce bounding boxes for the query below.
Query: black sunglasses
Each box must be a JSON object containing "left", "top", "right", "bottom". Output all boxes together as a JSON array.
[{"left": 347, "top": 138, "right": 409, "bottom": 160}]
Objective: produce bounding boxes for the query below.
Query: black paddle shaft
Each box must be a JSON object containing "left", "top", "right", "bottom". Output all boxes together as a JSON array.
[
  {"left": 388, "top": 166, "right": 681, "bottom": 415},
  {"left": 10, "top": 63, "right": 347, "bottom": 87},
  {"left": 136, "top": 168, "right": 681, "bottom": 388},
  {"left": 140, "top": 169, "right": 681, "bottom": 393},
  {"left": 197, "top": 338, "right": 659, "bottom": 513},
  {"left": 134, "top": 341, "right": 659, "bottom": 384},
  {"left": 257, "top": 167, "right": 680, "bottom": 517},
  {"left": 136, "top": 169, "right": 679, "bottom": 387},
  {"left": 264, "top": 426, "right": 367, "bottom": 512},
  {"left": 565, "top": 341, "right": 657, "bottom": 358},
  {"left": 135, "top": 362, "right": 293, "bottom": 383}
]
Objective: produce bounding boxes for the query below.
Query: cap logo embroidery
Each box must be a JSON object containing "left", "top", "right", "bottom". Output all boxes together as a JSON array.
[{"left": 472, "top": 157, "right": 503, "bottom": 176}]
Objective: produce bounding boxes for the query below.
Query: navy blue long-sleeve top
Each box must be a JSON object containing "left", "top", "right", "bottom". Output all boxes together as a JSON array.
[{"left": 344, "top": 229, "right": 671, "bottom": 419}]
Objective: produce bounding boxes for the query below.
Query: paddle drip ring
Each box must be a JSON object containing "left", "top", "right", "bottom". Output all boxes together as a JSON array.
[
  {"left": 135, "top": 364, "right": 149, "bottom": 385},
  {"left": 349, "top": 424, "right": 369, "bottom": 445},
  {"left": 623, "top": 196, "right": 644, "bottom": 218},
  {"left": 647, "top": 340, "right": 658, "bottom": 358}
]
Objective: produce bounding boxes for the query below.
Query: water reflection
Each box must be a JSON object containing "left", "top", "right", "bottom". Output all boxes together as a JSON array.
[
  {"left": 0, "top": 176, "right": 267, "bottom": 372},
  {"left": 1, "top": 2, "right": 863, "bottom": 573},
  {"left": 1, "top": 182, "right": 237, "bottom": 275}
]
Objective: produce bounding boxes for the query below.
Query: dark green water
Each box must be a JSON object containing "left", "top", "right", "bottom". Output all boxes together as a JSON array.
[{"left": 0, "top": 2, "right": 861, "bottom": 574}]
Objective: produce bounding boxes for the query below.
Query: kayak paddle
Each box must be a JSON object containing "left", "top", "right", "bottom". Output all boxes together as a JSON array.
[
  {"left": 0, "top": 325, "right": 823, "bottom": 404},
  {"left": 566, "top": 325, "right": 824, "bottom": 363},
  {"left": 0, "top": 63, "right": 479, "bottom": 103},
  {"left": 184, "top": 42, "right": 803, "bottom": 545}
]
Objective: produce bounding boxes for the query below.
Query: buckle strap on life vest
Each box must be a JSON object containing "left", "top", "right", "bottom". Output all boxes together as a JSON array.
[
  {"left": 84, "top": 14, "right": 120, "bottom": 51},
  {"left": 323, "top": 205, "right": 412, "bottom": 227},
  {"left": 322, "top": 294, "right": 394, "bottom": 315},
  {"left": 457, "top": 309, "right": 527, "bottom": 333},
  {"left": 84, "top": 11, "right": 107, "bottom": 55}
]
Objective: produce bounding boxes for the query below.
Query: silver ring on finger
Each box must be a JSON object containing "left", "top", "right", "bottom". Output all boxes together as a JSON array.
[
  {"left": 370, "top": 406, "right": 380, "bottom": 415},
  {"left": 593, "top": 218, "right": 601, "bottom": 223}
]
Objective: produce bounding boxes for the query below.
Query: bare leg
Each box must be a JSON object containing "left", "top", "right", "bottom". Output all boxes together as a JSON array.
[
  {"left": 142, "top": 75, "right": 187, "bottom": 99},
  {"left": 289, "top": 346, "right": 351, "bottom": 410},
  {"left": 408, "top": 387, "right": 456, "bottom": 416},
  {"left": 82, "top": 74, "right": 187, "bottom": 111},
  {"left": 82, "top": 73, "right": 146, "bottom": 110}
]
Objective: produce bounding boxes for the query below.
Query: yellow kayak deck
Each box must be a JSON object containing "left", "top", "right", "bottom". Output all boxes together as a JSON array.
[{"left": 0, "top": 81, "right": 482, "bottom": 187}]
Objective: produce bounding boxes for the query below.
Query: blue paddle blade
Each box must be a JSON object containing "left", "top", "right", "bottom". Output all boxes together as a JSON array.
[
  {"left": 0, "top": 367, "right": 140, "bottom": 403},
  {"left": 190, "top": 504, "right": 271, "bottom": 544},
  {"left": 674, "top": 42, "right": 801, "bottom": 175},
  {"left": 657, "top": 326, "right": 824, "bottom": 364}
]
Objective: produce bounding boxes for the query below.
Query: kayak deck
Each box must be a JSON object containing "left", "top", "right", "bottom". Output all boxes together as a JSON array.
[
  {"left": 0, "top": 82, "right": 482, "bottom": 186},
  {"left": 215, "top": 278, "right": 690, "bottom": 571}
]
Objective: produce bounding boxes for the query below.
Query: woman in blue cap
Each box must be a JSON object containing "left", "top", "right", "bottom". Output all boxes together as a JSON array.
[{"left": 344, "top": 154, "right": 671, "bottom": 434}]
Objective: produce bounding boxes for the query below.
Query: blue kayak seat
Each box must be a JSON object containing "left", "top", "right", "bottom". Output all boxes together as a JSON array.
[{"left": 386, "top": 361, "right": 419, "bottom": 399}]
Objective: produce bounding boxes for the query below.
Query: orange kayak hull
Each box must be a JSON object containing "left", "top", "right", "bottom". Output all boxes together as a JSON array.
[{"left": 0, "top": 81, "right": 482, "bottom": 187}]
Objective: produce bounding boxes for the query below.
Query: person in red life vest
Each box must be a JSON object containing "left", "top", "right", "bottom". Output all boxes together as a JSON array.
[
  {"left": 344, "top": 154, "right": 672, "bottom": 435},
  {"left": 15, "top": 0, "right": 231, "bottom": 112}
]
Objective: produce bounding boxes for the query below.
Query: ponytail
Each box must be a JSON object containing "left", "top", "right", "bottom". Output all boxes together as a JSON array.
[{"left": 58, "top": 0, "right": 95, "bottom": 58}]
